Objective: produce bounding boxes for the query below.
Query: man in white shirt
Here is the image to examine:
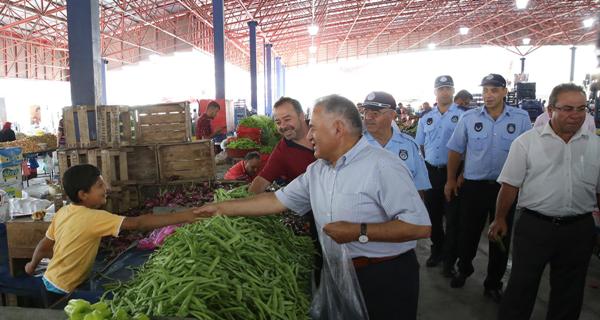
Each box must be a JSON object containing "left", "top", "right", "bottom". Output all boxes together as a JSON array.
[{"left": 489, "top": 83, "right": 600, "bottom": 320}]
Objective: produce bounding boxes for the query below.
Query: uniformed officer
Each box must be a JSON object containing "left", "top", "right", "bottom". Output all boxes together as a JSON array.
[
  {"left": 362, "top": 91, "right": 431, "bottom": 194},
  {"left": 445, "top": 73, "right": 532, "bottom": 302},
  {"left": 415, "top": 76, "right": 467, "bottom": 272}
]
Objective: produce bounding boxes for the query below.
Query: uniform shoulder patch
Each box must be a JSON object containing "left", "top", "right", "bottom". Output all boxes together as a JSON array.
[
  {"left": 399, "top": 149, "right": 409, "bottom": 160},
  {"left": 426, "top": 117, "right": 433, "bottom": 125},
  {"left": 507, "top": 123, "right": 516, "bottom": 134},
  {"left": 474, "top": 122, "right": 483, "bottom": 132}
]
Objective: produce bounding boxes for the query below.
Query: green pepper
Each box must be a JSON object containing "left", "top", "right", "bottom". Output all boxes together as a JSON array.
[
  {"left": 132, "top": 313, "right": 150, "bottom": 320},
  {"left": 91, "top": 301, "right": 112, "bottom": 318},
  {"left": 83, "top": 310, "right": 106, "bottom": 320},
  {"left": 112, "top": 308, "right": 130, "bottom": 320},
  {"left": 64, "top": 299, "right": 92, "bottom": 319}
]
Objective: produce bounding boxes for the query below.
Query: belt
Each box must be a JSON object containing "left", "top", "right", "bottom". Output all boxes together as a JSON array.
[
  {"left": 425, "top": 162, "right": 447, "bottom": 170},
  {"left": 523, "top": 208, "right": 591, "bottom": 226},
  {"left": 465, "top": 179, "right": 498, "bottom": 185},
  {"left": 352, "top": 253, "right": 401, "bottom": 268}
]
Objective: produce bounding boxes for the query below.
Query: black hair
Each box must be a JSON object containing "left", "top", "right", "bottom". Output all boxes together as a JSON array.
[
  {"left": 273, "top": 97, "right": 303, "bottom": 115},
  {"left": 207, "top": 101, "right": 221, "bottom": 110},
  {"left": 314, "top": 94, "right": 363, "bottom": 136},
  {"left": 244, "top": 151, "right": 261, "bottom": 161},
  {"left": 548, "top": 83, "right": 586, "bottom": 108},
  {"left": 454, "top": 89, "right": 473, "bottom": 101},
  {"left": 62, "top": 164, "right": 101, "bottom": 203}
]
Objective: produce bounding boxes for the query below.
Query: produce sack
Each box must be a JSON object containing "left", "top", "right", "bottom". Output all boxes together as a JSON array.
[{"left": 309, "top": 232, "right": 369, "bottom": 320}]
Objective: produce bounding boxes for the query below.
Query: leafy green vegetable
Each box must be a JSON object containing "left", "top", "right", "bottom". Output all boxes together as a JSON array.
[
  {"left": 239, "top": 115, "right": 281, "bottom": 147},
  {"left": 226, "top": 138, "right": 260, "bottom": 150}
]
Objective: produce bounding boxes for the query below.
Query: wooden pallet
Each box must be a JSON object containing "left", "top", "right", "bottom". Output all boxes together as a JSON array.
[
  {"left": 63, "top": 106, "right": 98, "bottom": 149},
  {"left": 105, "top": 186, "right": 140, "bottom": 214},
  {"left": 57, "top": 149, "right": 89, "bottom": 177},
  {"left": 157, "top": 140, "right": 215, "bottom": 183},
  {"left": 100, "top": 145, "right": 158, "bottom": 187},
  {"left": 134, "top": 102, "right": 192, "bottom": 144},
  {"left": 96, "top": 105, "right": 135, "bottom": 148}
]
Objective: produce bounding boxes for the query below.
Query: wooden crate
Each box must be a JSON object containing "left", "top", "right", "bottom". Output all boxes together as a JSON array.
[
  {"left": 57, "top": 149, "right": 89, "bottom": 176},
  {"left": 63, "top": 106, "right": 98, "bottom": 149},
  {"left": 100, "top": 145, "right": 158, "bottom": 186},
  {"left": 134, "top": 102, "right": 192, "bottom": 144},
  {"left": 105, "top": 186, "right": 140, "bottom": 214},
  {"left": 157, "top": 140, "right": 215, "bottom": 183},
  {"left": 6, "top": 218, "right": 51, "bottom": 276},
  {"left": 96, "top": 105, "right": 135, "bottom": 148}
]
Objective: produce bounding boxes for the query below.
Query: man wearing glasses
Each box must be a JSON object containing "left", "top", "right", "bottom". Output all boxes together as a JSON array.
[
  {"left": 490, "top": 83, "right": 600, "bottom": 319},
  {"left": 361, "top": 91, "right": 431, "bottom": 196},
  {"left": 416, "top": 76, "right": 467, "bottom": 273},
  {"left": 445, "top": 74, "right": 531, "bottom": 302}
]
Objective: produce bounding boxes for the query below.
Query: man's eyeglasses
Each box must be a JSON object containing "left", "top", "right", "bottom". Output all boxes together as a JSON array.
[{"left": 552, "top": 105, "right": 588, "bottom": 113}]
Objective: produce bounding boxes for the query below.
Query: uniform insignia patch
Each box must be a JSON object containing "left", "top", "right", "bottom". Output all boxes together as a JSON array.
[
  {"left": 451, "top": 115, "right": 459, "bottom": 123},
  {"left": 367, "top": 92, "right": 375, "bottom": 100},
  {"left": 426, "top": 118, "right": 433, "bottom": 125},
  {"left": 399, "top": 149, "right": 408, "bottom": 160},
  {"left": 474, "top": 122, "right": 483, "bottom": 132},
  {"left": 485, "top": 75, "right": 494, "bottom": 80},
  {"left": 507, "top": 123, "right": 516, "bottom": 134}
]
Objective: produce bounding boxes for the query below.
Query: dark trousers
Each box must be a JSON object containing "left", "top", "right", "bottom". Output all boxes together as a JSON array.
[
  {"left": 457, "top": 180, "right": 515, "bottom": 290},
  {"left": 424, "top": 163, "right": 461, "bottom": 267},
  {"left": 499, "top": 210, "right": 596, "bottom": 320},
  {"left": 355, "top": 250, "right": 419, "bottom": 320}
]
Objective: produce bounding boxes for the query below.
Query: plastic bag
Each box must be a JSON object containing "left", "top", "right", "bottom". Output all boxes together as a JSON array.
[
  {"left": 137, "top": 224, "right": 181, "bottom": 250},
  {"left": 309, "top": 232, "right": 369, "bottom": 320}
]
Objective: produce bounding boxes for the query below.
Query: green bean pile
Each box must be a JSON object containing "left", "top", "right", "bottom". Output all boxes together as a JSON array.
[{"left": 104, "top": 215, "right": 314, "bottom": 319}]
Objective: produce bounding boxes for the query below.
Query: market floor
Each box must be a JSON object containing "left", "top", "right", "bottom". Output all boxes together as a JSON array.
[{"left": 416, "top": 224, "right": 600, "bottom": 320}]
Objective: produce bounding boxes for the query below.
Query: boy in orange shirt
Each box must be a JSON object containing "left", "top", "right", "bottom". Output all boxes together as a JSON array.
[{"left": 25, "top": 164, "right": 204, "bottom": 298}]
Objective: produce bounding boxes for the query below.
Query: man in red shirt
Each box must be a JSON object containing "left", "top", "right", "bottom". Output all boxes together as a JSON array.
[
  {"left": 196, "top": 101, "right": 225, "bottom": 140},
  {"left": 224, "top": 152, "right": 262, "bottom": 182},
  {"left": 248, "top": 97, "right": 315, "bottom": 194}
]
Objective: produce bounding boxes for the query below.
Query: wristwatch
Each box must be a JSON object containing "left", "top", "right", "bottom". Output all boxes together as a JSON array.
[{"left": 358, "top": 223, "right": 369, "bottom": 244}]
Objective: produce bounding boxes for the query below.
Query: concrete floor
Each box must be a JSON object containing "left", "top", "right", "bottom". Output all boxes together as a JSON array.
[{"left": 415, "top": 231, "right": 600, "bottom": 320}]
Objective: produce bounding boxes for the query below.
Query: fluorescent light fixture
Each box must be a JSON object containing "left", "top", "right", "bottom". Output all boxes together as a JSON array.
[
  {"left": 308, "top": 24, "right": 319, "bottom": 36},
  {"left": 309, "top": 57, "right": 317, "bottom": 64},
  {"left": 522, "top": 37, "right": 531, "bottom": 45},
  {"left": 309, "top": 45, "right": 317, "bottom": 54},
  {"left": 583, "top": 18, "right": 595, "bottom": 28},
  {"left": 516, "top": 0, "right": 529, "bottom": 9},
  {"left": 428, "top": 43, "right": 436, "bottom": 49},
  {"left": 459, "top": 27, "right": 469, "bottom": 35}
]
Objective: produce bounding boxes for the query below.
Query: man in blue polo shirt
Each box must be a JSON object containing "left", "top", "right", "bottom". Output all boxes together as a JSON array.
[
  {"left": 445, "top": 73, "right": 532, "bottom": 302},
  {"left": 416, "top": 76, "right": 467, "bottom": 273},
  {"left": 362, "top": 91, "right": 431, "bottom": 195}
]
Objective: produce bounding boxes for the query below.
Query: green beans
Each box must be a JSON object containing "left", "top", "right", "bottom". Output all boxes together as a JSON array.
[{"left": 103, "top": 215, "right": 314, "bottom": 319}]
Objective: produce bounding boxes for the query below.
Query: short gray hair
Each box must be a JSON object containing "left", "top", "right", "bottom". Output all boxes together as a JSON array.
[{"left": 314, "top": 94, "right": 363, "bottom": 136}]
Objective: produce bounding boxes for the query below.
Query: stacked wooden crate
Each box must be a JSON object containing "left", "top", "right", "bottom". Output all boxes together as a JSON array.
[{"left": 58, "top": 102, "right": 215, "bottom": 213}]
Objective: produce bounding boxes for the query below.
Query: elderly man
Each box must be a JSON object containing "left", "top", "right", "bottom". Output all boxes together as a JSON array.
[
  {"left": 445, "top": 74, "right": 531, "bottom": 301},
  {"left": 195, "top": 94, "right": 431, "bottom": 320},
  {"left": 490, "top": 83, "right": 600, "bottom": 319},
  {"left": 362, "top": 91, "right": 431, "bottom": 195}
]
